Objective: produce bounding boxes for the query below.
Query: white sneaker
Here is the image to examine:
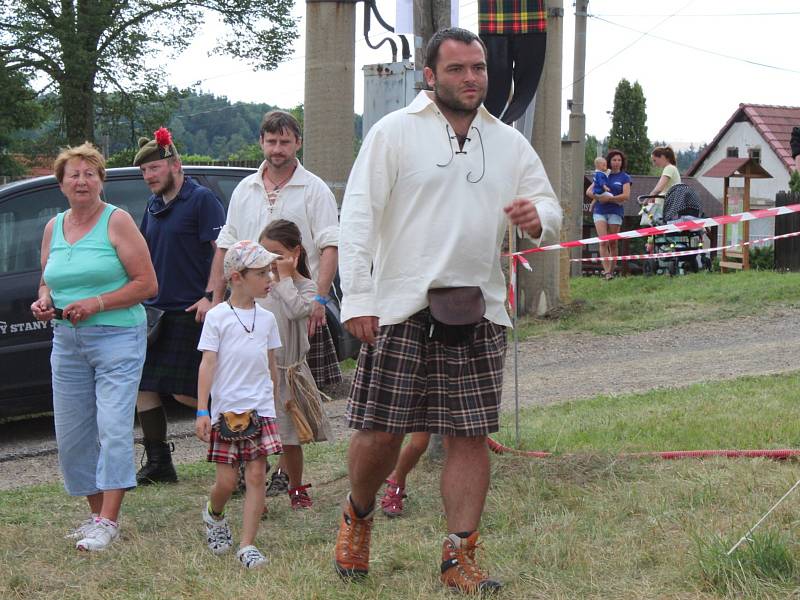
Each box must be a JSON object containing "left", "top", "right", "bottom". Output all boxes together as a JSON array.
[
  {"left": 76, "top": 518, "right": 119, "bottom": 551},
  {"left": 237, "top": 545, "right": 267, "bottom": 569},
  {"left": 65, "top": 515, "right": 98, "bottom": 540},
  {"left": 202, "top": 502, "right": 232, "bottom": 555}
]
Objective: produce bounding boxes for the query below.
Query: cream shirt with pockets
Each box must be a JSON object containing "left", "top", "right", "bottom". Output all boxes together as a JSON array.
[{"left": 339, "top": 90, "right": 563, "bottom": 328}]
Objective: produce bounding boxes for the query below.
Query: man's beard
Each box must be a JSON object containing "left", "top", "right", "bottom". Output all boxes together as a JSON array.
[
  {"left": 267, "top": 153, "right": 294, "bottom": 169},
  {"left": 153, "top": 170, "right": 176, "bottom": 196},
  {"left": 433, "top": 83, "right": 485, "bottom": 114}
]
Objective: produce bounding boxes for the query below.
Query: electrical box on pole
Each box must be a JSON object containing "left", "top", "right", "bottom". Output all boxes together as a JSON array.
[{"left": 362, "top": 62, "right": 418, "bottom": 136}]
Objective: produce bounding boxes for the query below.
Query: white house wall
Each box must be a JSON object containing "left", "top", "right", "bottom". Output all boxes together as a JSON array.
[
  {"left": 694, "top": 121, "right": 790, "bottom": 206},
  {"left": 694, "top": 121, "right": 791, "bottom": 242}
]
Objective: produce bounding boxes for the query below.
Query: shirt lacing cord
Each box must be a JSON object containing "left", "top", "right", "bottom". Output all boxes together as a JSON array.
[{"left": 436, "top": 123, "right": 486, "bottom": 184}]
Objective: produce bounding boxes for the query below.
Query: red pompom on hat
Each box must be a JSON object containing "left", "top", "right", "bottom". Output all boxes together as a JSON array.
[
  {"left": 154, "top": 127, "right": 173, "bottom": 148},
  {"left": 133, "top": 126, "right": 179, "bottom": 166}
]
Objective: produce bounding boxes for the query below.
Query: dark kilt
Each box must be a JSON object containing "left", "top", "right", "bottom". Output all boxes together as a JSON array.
[
  {"left": 346, "top": 310, "right": 507, "bottom": 437},
  {"left": 139, "top": 312, "right": 203, "bottom": 397},
  {"left": 308, "top": 322, "right": 342, "bottom": 387}
]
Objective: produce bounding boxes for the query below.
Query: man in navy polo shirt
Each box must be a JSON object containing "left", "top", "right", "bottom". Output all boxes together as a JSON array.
[{"left": 133, "top": 127, "right": 226, "bottom": 485}]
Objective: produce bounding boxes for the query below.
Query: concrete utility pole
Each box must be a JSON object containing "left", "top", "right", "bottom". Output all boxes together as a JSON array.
[
  {"left": 413, "top": 0, "right": 451, "bottom": 69},
  {"left": 524, "top": 1, "right": 564, "bottom": 313},
  {"left": 303, "top": 0, "right": 356, "bottom": 203},
  {"left": 567, "top": 0, "right": 589, "bottom": 277}
]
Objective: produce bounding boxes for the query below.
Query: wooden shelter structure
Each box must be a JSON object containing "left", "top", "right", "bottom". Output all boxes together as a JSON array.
[{"left": 702, "top": 157, "right": 772, "bottom": 271}]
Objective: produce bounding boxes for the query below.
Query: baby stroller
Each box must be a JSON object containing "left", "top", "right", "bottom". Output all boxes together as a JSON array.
[{"left": 638, "top": 184, "right": 712, "bottom": 276}]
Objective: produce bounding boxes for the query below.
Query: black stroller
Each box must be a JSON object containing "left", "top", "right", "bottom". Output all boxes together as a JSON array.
[{"left": 638, "top": 184, "right": 712, "bottom": 276}]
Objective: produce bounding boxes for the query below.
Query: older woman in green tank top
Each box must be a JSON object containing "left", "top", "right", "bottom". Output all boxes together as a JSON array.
[{"left": 30, "top": 143, "right": 157, "bottom": 552}]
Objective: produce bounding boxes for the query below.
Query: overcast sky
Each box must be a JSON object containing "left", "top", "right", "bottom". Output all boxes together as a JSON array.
[{"left": 167, "top": 0, "right": 800, "bottom": 148}]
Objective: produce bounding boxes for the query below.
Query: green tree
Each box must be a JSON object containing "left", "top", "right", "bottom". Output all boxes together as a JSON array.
[
  {"left": 0, "top": 1, "right": 297, "bottom": 145},
  {"left": 584, "top": 134, "right": 599, "bottom": 170},
  {"left": 608, "top": 79, "right": 651, "bottom": 174},
  {"left": 0, "top": 60, "right": 44, "bottom": 176},
  {"left": 790, "top": 170, "right": 800, "bottom": 194}
]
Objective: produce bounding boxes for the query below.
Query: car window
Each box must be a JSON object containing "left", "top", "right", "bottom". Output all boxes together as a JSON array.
[
  {"left": 207, "top": 176, "right": 244, "bottom": 209},
  {"left": 101, "top": 178, "right": 151, "bottom": 226},
  {"left": 0, "top": 186, "right": 67, "bottom": 274}
]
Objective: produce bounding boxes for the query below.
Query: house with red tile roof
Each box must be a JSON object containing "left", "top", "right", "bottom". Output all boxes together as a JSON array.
[{"left": 685, "top": 104, "right": 799, "bottom": 241}]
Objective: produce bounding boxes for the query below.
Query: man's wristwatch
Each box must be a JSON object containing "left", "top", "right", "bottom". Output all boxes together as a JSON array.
[
  {"left": 203, "top": 290, "right": 214, "bottom": 302},
  {"left": 314, "top": 294, "right": 329, "bottom": 306}
]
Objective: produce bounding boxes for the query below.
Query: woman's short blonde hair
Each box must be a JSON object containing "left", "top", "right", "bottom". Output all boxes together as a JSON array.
[{"left": 53, "top": 142, "right": 106, "bottom": 183}]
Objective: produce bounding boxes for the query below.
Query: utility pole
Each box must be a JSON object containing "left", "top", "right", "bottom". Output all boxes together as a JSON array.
[
  {"left": 567, "top": 0, "right": 589, "bottom": 277},
  {"left": 413, "top": 0, "right": 451, "bottom": 69},
  {"left": 303, "top": 0, "right": 356, "bottom": 203},
  {"left": 524, "top": 0, "right": 564, "bottom": 314}
]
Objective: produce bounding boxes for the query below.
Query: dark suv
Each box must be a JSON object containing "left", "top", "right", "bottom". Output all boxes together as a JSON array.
[{"left": 0, "top": 166, "right": 358, "bottom": 417}]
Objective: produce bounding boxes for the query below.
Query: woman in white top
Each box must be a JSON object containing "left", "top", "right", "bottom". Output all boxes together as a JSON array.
[{"left": 649, "top": 146, "right": 681, "bottom": 196}]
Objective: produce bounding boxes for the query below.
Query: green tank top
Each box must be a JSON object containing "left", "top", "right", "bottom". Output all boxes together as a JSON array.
[{"left": 43, "top": 203, "right": 146, "bottom": 328}]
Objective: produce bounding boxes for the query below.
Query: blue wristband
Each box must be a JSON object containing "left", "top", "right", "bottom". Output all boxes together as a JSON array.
[
  {"left": 314, "top": 294, "right": 329, "bottom": 306},
  {"left": 196, "top": 409, "right": 210, "bottom": 417}
]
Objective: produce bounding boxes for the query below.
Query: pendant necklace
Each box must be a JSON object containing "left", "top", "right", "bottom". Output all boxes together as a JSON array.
[
  {"left": 227, "top": 300, "right": 256, "bottom": 338},
  {"left": 264, "top": 164, "right": 297, "bottom": 217}
]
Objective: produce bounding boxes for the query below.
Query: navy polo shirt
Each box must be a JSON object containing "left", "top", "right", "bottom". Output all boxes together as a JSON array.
[{"left": 140, "top": 177, "right": 226, "bottom": 311}]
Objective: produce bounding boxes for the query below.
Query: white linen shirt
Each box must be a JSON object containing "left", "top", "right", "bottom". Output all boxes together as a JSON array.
[
  {"left": 216, "top": 160, "right": 339, "bottom": 280},
  {"left": 339, "top": 91, "right": 562, "bottom": 327}
]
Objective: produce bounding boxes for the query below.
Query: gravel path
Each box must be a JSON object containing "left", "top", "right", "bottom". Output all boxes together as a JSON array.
[{"left": 2, "top": 307, "right": 798, "bottom": 491}]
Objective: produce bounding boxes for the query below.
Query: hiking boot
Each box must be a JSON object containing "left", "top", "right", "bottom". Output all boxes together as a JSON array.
[
  {"left": 76, "top": 518, "right": 119, "bottom": 552},
  {"left": 440, "top": 532, "right": 502, "bottom": 594},
  {"left": 289, "top": 484, "right": 313, "bottom": 510},
  {"left": 136, "top": 440, "right": 178, "bottom": 485},
  {"left": 380, "top": 480, "right": 407, "bottom": 518},
  {"left": 265, "top": 468, "right": 289, "bottom": 497},
  {"left": 65, "top": 514, "right": 98, "bottom": 540},
  {"left": 334, "top": 494, "right": 374, "bottom": 579},
  {"left": 237, "top": 545, "right": 267, "bottom": 569},
  {"left": 202, "top": 501, "right": 232, "bottom": 555}
]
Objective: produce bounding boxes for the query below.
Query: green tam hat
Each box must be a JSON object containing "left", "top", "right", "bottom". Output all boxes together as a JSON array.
[{"left": 133, "top": 127, "right": 179, "bottom": 166}]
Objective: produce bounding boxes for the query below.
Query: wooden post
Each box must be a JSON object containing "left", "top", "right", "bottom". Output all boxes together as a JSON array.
[{"left": 743, "top": 167, "right": 751, "bottom": 270}]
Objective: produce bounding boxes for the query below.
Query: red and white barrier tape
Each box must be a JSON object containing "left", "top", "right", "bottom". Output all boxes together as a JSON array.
[
  {"left": 504, "top": 202, "right": 800, "bottom": 257},
  {"left": 487, "top": 437, "right": 800, "bottom": 461},
  {"left": 571, "top": 229, "right": 800, "bottom": 263}
]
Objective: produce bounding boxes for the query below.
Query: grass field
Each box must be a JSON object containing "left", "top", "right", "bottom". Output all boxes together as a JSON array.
[
  {"left": 4, "top": 371, "right": 800, "bottom": 599},
  {"left": 516, "top": 270, "right": 800, "bottom": 338},
  {"left": 4, "top": 272, "right": 799, "bottom": 598}
]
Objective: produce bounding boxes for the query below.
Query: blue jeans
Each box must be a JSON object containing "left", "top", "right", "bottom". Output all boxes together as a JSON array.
[
  {"left": 593, "top": 212, "right": 623, "bottom": 226},
  {"left": 51, "top": 323, "right": 146, "bottom": 496}
]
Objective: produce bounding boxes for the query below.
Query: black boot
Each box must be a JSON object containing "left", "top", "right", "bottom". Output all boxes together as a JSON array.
[{"left": 136, "top": 440, "right": 178, "bottom": 485}]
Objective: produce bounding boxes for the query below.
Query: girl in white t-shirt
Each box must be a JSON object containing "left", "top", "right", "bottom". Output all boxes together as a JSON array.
[
  {"left": 259, "top": 220, "right": 333, "bottom": 510},
  {"left": 195, "top": 240, "right": 282, "bottom": 569}
]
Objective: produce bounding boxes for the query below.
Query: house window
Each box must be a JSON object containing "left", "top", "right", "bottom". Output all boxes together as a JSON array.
[
  {"left": 748, "top": 147, "right": 761, "bottom": 164},
  {"left": 726, "top": 146, "right": 739, "bottom": 158}
]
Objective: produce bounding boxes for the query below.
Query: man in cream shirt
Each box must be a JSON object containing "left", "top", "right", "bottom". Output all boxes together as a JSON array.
[{"left": 333, "top": 27, "right": 562, "bottom": 594}]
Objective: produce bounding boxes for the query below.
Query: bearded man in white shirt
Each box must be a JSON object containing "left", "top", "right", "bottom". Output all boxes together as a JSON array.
[
  {"left": 211, "top": 111, "right": 342, "bottom": 496},
  {"left": 334, "top": 27, "right": 562, "bottom": 594},
  {"left": 212, "top": 111, "right": 341, "bottom": 389}
]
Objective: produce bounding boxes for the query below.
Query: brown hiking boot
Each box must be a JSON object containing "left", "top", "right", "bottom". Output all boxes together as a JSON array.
[
  {"left": 440, "top": 532, "right": 502, "bottom": 594},
  {"left": 334, "top": 494, "right": 374, "bottom": 579}
]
